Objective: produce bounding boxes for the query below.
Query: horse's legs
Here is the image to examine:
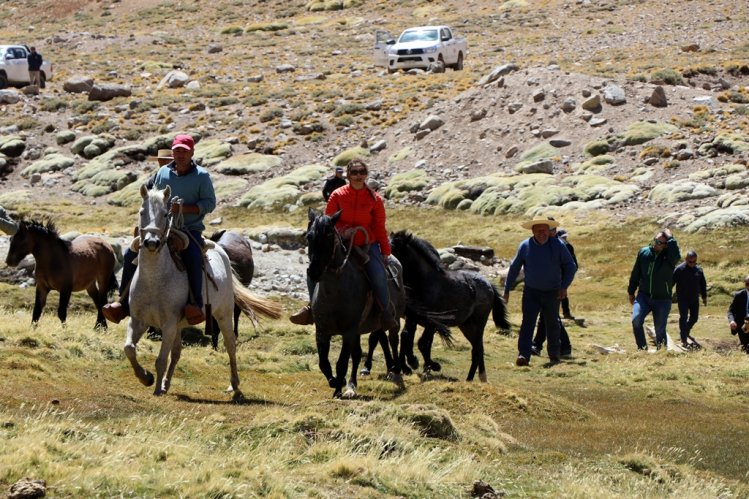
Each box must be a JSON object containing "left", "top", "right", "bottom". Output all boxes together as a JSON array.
[
  {"left": 334, "top": 335, "right": 353, "bottom": 398},
  {"left": 211, "top": 317, "right": 220, "bottom": 351},
  {"left": 56, "top": 288, "right": 72, "bottom": 325},
  {"left": 218, "top": 313, "right": 242, "bottom": 399},
  {"left": 360, "top": 329, "right": 376, "bottom": 376},
  {"left": 163, "top": 333, "right": 182, "bottom": 394},
  {"left": 463, "top": 320, "right": 488, "bottom": 382},
  {"left": 233, "top": 304, "right": 241, "bottom": 337},
  {"left": 123, "top": 318, "right": 154, "bottom": 387},
  {"left": 399, "top": 316, "right": 418, "bottom": 374},
  {"left": 86, "top": 282, "right": 107, "bottom": 329},
  {"left": 386, "top": 327, "right": 400, "bottom": 374},
  {"left": 31, "top": 286, "right": 49, "bottom": 326},
  {"left": 315, "top": 328, "right": 336, "bottom": 388},
  {"left": 418, "top": 326, "right": 440, "bottom": 372},
  {"left": 345, "top": 334, "right": 362, "bottom": 398},
  {"left": 153, "top": 321, "right": 178, "bottom": 396}
]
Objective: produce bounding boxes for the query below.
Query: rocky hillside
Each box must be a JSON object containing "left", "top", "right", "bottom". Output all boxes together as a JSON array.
[{"left": 0, "top": 0, "right": 748, "bottom": 231}]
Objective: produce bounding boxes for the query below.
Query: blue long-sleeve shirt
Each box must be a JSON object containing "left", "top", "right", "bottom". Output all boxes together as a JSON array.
[
  {"left": 504, "top": 236, "right": 577, "bottom": 293},
  {"left": 153, "top": 161, "right": 216, "bottom": 233}
]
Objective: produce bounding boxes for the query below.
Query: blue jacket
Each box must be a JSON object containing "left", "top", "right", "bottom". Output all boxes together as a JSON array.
[
  {"left": 504, "top": 236, "right": 577, "bottom": 293},
  {"left": 153, "top": 161, "right": 216, "bottom": 233},
  {"left": 627, "top": 239, "right": 681, "bottom": 299}
]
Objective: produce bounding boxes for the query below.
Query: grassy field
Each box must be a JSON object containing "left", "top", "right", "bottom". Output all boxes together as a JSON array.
[{"left": 1, "top": 207, "right": 749, "bottom": 497}]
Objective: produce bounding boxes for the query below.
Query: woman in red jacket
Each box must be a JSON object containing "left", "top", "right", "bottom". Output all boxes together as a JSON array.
[{"left": 291, "top": 159, "right": 398, "bottom": 329}]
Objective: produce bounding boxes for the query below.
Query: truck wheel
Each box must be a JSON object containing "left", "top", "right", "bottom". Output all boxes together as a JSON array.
[
  {"left": 455, "top": 53, "right": 464, "bottom": 71},
  {"left": 40, "top": 72, "right": 46, "bottom": 89},
  {"left": 0, "top": 73, "right": 7, "bottom": 89}
]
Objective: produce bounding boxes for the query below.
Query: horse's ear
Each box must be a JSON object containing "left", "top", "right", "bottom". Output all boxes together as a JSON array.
[
  {"left": 163, "top": 185, "right": 171, "bottom": 201},
  {"left": 331, "top": 210, "right": 342, "bottom": 224},
  {"left": 140, "top": 183, "right": 148, "bottom": 198}
]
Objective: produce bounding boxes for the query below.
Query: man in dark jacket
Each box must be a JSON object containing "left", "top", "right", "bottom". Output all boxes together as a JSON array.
[
  {"left": 727, "top": 275, "right": 749, "bottom": 353},
  {"left": 672, "top": 251, "right": 707, "bottom": 347},
  {"left": 322, "top": 167, "right": 346, "bottom": 202},
  {"left": 628, "top": 228, "right": 681, "bottom": 350},
  {"left": 27, "top": 46, "right": 43, "bottom": 88}
]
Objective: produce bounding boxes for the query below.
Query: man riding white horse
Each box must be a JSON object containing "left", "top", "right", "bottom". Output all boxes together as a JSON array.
[{"left": 103, "top": 134, "right": 216, "bottom": 325}]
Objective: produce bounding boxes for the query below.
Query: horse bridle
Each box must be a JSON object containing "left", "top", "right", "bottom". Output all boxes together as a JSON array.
[
  {"left": 140, "top": 199, "right": 179, "bottom": 253},
  {"left": 329, "top": 226, "right": 369, "bottom": 274}
]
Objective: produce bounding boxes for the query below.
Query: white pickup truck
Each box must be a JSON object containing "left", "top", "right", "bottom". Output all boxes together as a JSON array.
[
  {"left": 373, "top": 26, "right": 466, "bottom": 73},
  {"left": 0, "top": 45, "right": 53, "bottom": 88}
]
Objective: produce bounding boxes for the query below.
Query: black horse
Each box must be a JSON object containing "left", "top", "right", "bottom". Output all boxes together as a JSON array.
[
  {"left": 389, "top": 230, "right": 510, "bottom": 382},
  {"left": 306, "top": 209, "right": 405, "bottom": 398}
]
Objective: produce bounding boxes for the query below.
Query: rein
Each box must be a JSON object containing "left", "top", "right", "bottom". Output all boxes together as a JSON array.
[{"left": 331, "top": 226, "right": 369, "bottom": 274}]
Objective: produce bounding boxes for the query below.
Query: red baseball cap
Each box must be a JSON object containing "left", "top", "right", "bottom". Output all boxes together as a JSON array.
[{"left": 171, "top": 134, "right": 194, "bottom": 151}]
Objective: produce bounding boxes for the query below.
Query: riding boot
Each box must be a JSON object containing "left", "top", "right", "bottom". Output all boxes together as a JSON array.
[
  {"left": 290, "top": 305, "right": 314, "bottom": 325},
  {"left": 183, "top": 231, "right": 206, "bottom": 325},
  {"left": 103, "top": 248, "right": 136, "bottom": 324},
  {"left": 380, "top": 302, "right": 400, "bottom": 332}
]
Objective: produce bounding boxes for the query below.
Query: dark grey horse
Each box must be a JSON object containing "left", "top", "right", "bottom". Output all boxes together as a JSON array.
[
  {"left": 390, "top": 230, "right": 510, "bottom": 382},
  {"left": 208, "top": 230, "right": 255, "bottom": 347},
  {"left": 306, "top": 209, "right": 405, "bottom": 398}
]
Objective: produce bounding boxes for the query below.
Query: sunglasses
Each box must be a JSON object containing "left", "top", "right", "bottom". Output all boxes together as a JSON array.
[{"left": 349, "top": 169, "right": 367, "bottom": 176}]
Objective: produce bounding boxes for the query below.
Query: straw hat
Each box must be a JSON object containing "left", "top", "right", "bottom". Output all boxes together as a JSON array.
[
  {"left": 148, "top": 149, "right": 173, "bottom": 161},
  {"left": 520, "top": 216, "right": 559, "bottom": 230}
]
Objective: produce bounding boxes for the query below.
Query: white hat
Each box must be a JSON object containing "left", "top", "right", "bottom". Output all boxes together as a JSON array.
[{"left": 521, "top": 216, "right": 559, "bottom": 230}]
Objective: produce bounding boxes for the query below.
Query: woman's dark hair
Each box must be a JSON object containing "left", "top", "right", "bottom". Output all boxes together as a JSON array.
[{"left": 346, "top": 158, "right": 368, "bottom": 175}]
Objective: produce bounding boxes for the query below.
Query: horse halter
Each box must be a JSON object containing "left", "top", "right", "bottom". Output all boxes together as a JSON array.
[{"left": 140, "top": 198, "right": 178, "bottom": 253}]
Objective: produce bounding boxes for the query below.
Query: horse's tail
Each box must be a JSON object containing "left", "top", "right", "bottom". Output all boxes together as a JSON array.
[
  {"left": 232, "top": 274, "right": 281, "bottom": 322},
  {"left": 107, "top": 271, "right": 119, "bottom": 299},
  {"left": 430, "top": 317, "right": 454, "bottom": 349},
  {"left": 492, "top": 284, "right": 510, "bottom": 331}
]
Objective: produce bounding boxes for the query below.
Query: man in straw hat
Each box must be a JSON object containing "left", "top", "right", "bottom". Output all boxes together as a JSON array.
[{"left": 503, "top": 216, "right": 577, "bottom": 366}]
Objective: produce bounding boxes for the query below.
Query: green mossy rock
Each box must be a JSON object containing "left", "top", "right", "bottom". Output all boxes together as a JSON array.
[
  {"left": 572, "top": 155, "right": 615, "bottom": 174},
  {"left": 214, "top": 153, "right": 282, "bottom": 175},
  {"left": 0, "top": 190, "right": 32, "bottom": 207},
  {"left": 194, "top": 139, "right": 232, "bottom": 167},
  {"left": 55, "top": 130, "right": 76, "bottom": 145},
  {"left": 384, "top": 169, "right": 428, "bottom": 199},
  {"left": 108, "top": 174, "right": 153, "bottom": 207},
  {"left": 0, "top": 135, "right": 26, "bottom": 158},
  {"left": 583, "top": 140, "right": 610, "bottom": 157},
  {"left": 648, "top": 181, "right": 717, "bottom": 203},
  {"left": 72, "top": 170, "right": 138, "bottom": 197},
  {"left": 71, "top": 134, "right": 116, "bottom": 157},
  {"left": 331, "top": 146, "right": 369, "bottom": 167},
  {"left": 214, "top": 178, "right": 249, "bottom": 200},
  {"left": 619, "top": 121, "right": 677, "bottom": 146},
  {"left": 21, "top": 153, "right": 75, "bottom": 177},
  {"left": 238, "top": 164, "right": 328, "bottom": 209}
]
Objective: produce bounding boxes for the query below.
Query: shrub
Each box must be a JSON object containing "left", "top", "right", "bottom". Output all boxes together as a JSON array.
[
  {"left": 259, "top": 108, "right": 284, "bottom": 123},
  {"left": 650, "top": 68, "right": 685, "bottom": 86}
]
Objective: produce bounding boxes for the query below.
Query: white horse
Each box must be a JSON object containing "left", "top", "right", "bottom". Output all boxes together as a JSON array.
[{"left": 123, "top": 184, "right": 280, "bottom": 398}]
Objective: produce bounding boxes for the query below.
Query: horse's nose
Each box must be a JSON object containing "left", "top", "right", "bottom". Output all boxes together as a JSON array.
[{"left": 143, "top": 237, "right": 160, "bottom": 251}]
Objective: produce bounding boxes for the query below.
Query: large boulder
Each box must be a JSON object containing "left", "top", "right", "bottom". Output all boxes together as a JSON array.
[
  {"left": 0, "top": 89, "right": 22, "bottom": 104},
  {"left": 63, "top": 76, "right": 94, "bottom": 93},
  {"left": 88, "top": 83, "right": 132, "bottom": 101},
  {"left": 157, "top": 70, "right": 190, "bottom": 89}
]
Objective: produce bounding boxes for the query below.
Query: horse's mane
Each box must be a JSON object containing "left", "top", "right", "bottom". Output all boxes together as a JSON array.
[
  {"left": 19, "top": 217, "right": 71, "bottom": 250},
  {"left": 391, "top": 230, "right": 445, "bottom": 275}
]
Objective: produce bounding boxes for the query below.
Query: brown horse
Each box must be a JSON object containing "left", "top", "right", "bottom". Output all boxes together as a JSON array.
[
  {"left": 5, "top": 218, "right": 118, "bottom": 328},
  {"left": 208, "top": 229, "right": 255, "bottom": 346}
]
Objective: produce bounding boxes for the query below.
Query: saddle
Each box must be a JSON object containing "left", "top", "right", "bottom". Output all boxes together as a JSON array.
[{"left": 129, "top": 228, "right": 216, "bottom": 272}]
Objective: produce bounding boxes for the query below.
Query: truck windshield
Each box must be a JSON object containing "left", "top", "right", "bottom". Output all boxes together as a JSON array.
[{"left": 399, "top": 29, "right": 438, "bottom": 43}]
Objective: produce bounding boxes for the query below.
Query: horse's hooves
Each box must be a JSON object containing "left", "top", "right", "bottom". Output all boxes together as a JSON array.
[
  {"left": 328, "top": 377, "right": 337, "bottom": 389},
  {"left": 479, "top": 373, "right": 488, "bottom": 383},
  {"left": 342, "top": 383, "right": 357, "bottom": 399},
  {"left": 402, "top": 365, "right": 413, "bottom": 376},
  {"left": 360, "top": 367, "right": 371, "bottom": 376},
  {"left": 143, "top": 372, "right": 155, "bottom": 387},
  {"left": 333, "top": 390, "right": 342, "bottom": 399},
  {"left": 387, "top": 372, "right": 405, "bottom": 389},
  {"left": 153, "top": 389, "right": 163, "bottom": 396},
  {"left": 232, "top": 391, "right": 245, "bottom": 403},
  {"left": 430, "top": 362, "right": 442, "bottom": 372}
]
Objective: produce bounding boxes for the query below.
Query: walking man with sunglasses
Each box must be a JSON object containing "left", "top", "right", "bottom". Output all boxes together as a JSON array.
[
  {"left": 627, "top": 228, "right": 681, "bottom": 350},
  {"left": 672, "top": 251, "right": 707, "bottom": 348}
]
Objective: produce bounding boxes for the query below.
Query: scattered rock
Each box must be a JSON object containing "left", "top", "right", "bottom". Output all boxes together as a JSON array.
[
  {"left": 157, "top": 70, "right": 189, "bottom": 89},
  {"left": 0, "top": 89, "right": 22, "bottom": 104},
  {"left": 649, "top": 86, "right": 668, "bottom": 107},
  {"left": 603, "top": 84, "right": 626, "bottom": 105},
  {"left": 88, "top": 83, "right": 132, "bottom": 101},
  {"left": 419, "top": 115, "right": 445, "bottom": 131},
  {"left": 63, "top": 76, "right": 94, "bottom": 93},
  {"left": 8, "top": 477, "right": 46, "bottom": 499},
  {"left": 581, "top": 94, "right": 601, "bottom": 112}
]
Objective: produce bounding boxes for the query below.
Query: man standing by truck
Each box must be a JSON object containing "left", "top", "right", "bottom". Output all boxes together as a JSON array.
[{"left": 27, "top": 46, "right": 43, "bottom": 88}]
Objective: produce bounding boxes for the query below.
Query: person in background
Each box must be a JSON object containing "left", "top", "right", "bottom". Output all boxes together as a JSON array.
[
  {"left": 627, "top": 228, "right": 681, "bottom": 350},
  {"left": 556, "top": 228, "right": 578, "bottom": 319},
  {"left": 672, "top": 250, "right": 707, "bottom": 348},
  {"left": 503, "top": 216, "right": 577, "bottom": 366},
  {"left": 322, "top": 166, "right": 346, "bottom": 202},
  {"left": 27, "top": 46, "right": 43, "bottom": 88},
  {"left": 727, "top": 275, "right": 749, "bottom": 354}
]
